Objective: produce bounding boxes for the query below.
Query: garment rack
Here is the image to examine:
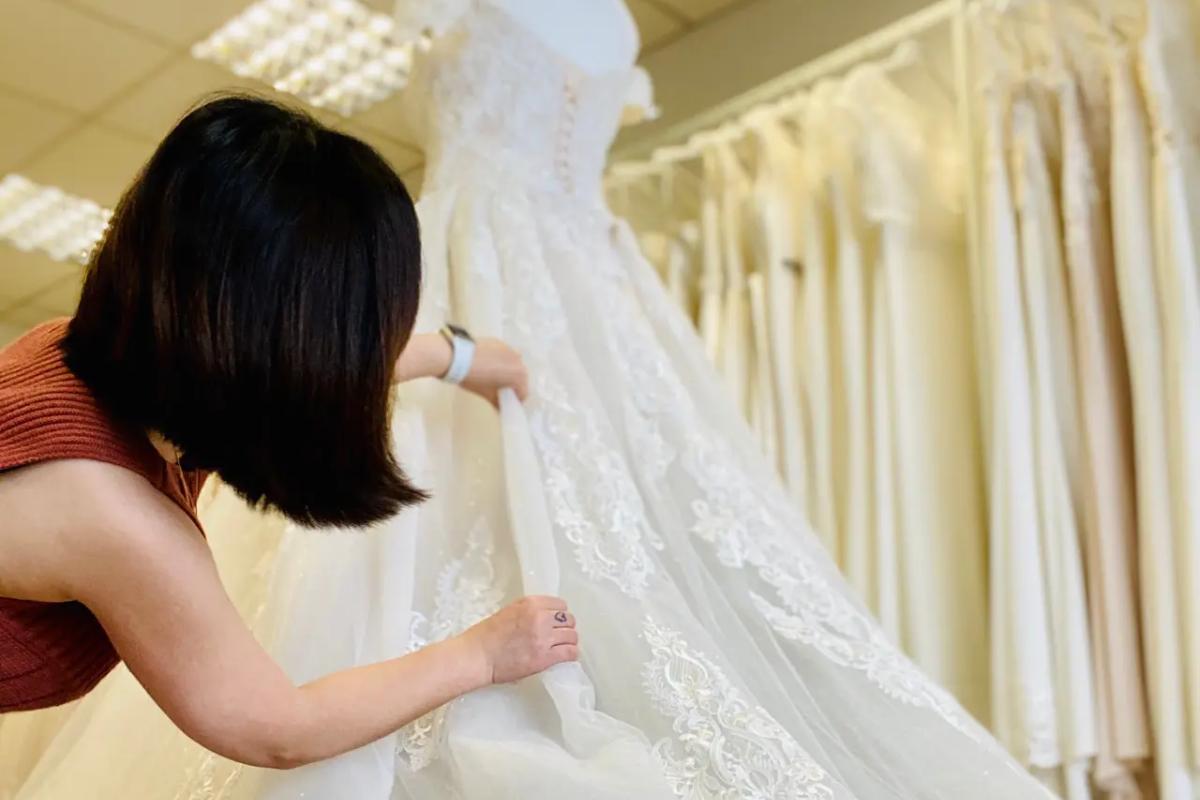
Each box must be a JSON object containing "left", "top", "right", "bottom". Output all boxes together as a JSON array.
[
  {"left": 606, "top": 0, "right": 982, "bottom": 325},
  {"left": 608, "top": 0, "right": 965, "bottom": 165}
]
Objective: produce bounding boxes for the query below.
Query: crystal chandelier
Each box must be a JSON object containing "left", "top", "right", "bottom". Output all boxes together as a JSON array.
[
  {"left": 192, "top": 0, "right": 414, "bottom": 117},
  {"left": 0, "top": 175, "right": 112, "bottom": 265}
]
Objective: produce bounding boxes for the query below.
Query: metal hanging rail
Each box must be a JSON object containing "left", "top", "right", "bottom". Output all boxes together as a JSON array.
[{"left": 609, "top": 0, "right": 962, "bottom": 165}]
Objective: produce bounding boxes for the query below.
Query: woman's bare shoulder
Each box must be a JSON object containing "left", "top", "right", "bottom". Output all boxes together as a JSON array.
[{"left": 0, "top": 458, "right": 203, "bottom": 601}]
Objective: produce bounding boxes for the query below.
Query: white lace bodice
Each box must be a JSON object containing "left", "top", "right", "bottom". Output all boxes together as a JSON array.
[{"left": 404, "top": 3, "right": 637, "bottom": 202}]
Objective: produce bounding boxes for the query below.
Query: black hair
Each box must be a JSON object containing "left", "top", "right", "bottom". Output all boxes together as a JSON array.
[{"left": 63, "top": 93, "right": 428, "bottom": 527}]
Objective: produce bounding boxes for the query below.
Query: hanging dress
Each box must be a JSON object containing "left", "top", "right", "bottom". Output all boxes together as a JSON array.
[
  {"left": 1056, "top": 57, "right": 1152, "bottom": 794},
  {"left": 712, "top": 141, "right": 755, "bottom": 422},
  {"left": 846, "top": 62, "right": 990, "bottom": 724},
  {"left": 979, "top": 74, "right": 1061, "bottom": 774},
  {"left": 825, "top": 83, "right": 877, "bottom": 606},
  {"left": 1141, "top": 1, "right": 1200, "bottom": 778},
  {"left": 696, "top": 146, "right": 725, "bottom": 366},
  {"left": 747, "top": 112, "right": 810, "bottom": 504},
  {"left": 798, "top": 83, "right": 845, "bottom": 561},
  {"left": 665, "top": 222, "right": 700, "bottom": 324},
  {"left": 1010, "top": 84, "right": 1098, "bottom": 799},
  {"left": 1109, "top": 41, "right": 1196, "bottom": 800}
]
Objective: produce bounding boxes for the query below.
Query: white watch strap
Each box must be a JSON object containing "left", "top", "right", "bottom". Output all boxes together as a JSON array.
[{"left": 442, "top": 332, "right": 475, "bottom": 384}]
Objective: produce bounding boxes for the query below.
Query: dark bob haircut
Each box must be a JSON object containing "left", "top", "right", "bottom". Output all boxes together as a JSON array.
[{"left": 63, "top": 94, "right": 428, "bottom": 528}]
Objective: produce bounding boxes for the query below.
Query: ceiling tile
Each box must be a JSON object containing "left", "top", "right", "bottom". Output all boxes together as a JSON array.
[
  {"left": 0, "top": 89, "right": 80, "bottom": 173},
  {"left": 628, "top": 0, "right": 683, "bottom": 50},
  {"left": 101, "top": 56, "right": 280, "bottom": 143},
  {"left": 65, "top": 0, "right": 255, "bottom": 48},
  {"left": 0, "top": 0, "right": 173, "bottom": 114},
  {"left": 22, "top": 122, "right": 156, "bottom": 207},
  {"left": 0, "top": 245, "right": 82, "bottom": 306},
  {"left": 653, "top": 0, "right": 742, "bottom": 24}
]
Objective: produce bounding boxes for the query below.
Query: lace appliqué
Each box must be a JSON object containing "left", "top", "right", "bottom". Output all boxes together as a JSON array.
[
  {"left": 395, "top": 520, "right": 505, "bottom": 772},
  {"left": 684, "top": 435, "right": 979, "bottom": 741},
  {"left": 598, "top": 243, "right": 978, "bottom": 739},
  {"left": 748, "top": 593, "right": 974, "bottom": 738},
  {"left": 594, "top": 240, "right": 679, "bottom": 482},
  {"left": 490, "top": 196, "right": 662, "bottom": 596},
  {"left": 528, "top": 372, "right": 662, "bottom": 595},
  {"left": 641, "top": 617, "right": 835, "bottom": 800}
]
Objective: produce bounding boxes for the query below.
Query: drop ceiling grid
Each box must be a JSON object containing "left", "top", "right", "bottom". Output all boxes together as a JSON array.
[{"left": 0, "top": 0, "right": 424, "bottom": 333}]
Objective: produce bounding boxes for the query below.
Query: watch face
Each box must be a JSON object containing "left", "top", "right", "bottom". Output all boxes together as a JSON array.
[{"left": 446, "top": 323, "right": 474, "bottom": 342}]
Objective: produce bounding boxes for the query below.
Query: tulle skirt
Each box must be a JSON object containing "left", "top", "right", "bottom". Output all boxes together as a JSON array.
[{"left": 5, "top": 154, "right": 1050, "bottom": 799}]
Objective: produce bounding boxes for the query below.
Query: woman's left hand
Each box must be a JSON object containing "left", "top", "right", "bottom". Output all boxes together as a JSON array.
[
  {"left": 394, "top": 333, "right": 529, "bottom": 407},
  {"left": 460, "top": 338, "right": 529, "bottom": 407}
]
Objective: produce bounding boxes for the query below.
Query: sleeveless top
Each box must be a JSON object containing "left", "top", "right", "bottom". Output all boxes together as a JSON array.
[{"left": 0, "top": 319, "right": 208, "bottom": 712}]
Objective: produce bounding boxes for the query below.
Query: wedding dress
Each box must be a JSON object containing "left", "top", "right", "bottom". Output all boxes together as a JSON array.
[
  {"left": 1141, "top": 0, "right": 1200, "bottom": 781},
  {"left": 1056, "top": 53, "right": 1151, "bottom": 794},
  {"left": 798, "top": 83, "right": 844, "bottom": 560},
  {"left": 1011, "top": 83, "right": 1099, "bottom": 799},
  {"left": 713, "top": 142, "right": 755, "bottom": 423},
  {"left": 844, "top": 62, "right": 989, "bottom": 724},
  {"left": 697, "top": 148, "right": 725, "bottom": 365},
  {"left": 1109, "top": 41, "right": 1195, "bottom": 800},
  {"left": 747, "top": 113, "right": 810, "bottom": 504},
  {"left": 980, "top": 77, "right": 1061, "bottom": 773},
  {"left": 814, "top": 82, "right": 877, "bottom": 607},
  {"left": 8, "top": 3, "right": 1053, "bottom": 798}
]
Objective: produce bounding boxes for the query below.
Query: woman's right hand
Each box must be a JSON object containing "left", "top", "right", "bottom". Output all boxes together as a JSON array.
[{"left": 457, "top": 595, "right": 579, "bottom": 684}]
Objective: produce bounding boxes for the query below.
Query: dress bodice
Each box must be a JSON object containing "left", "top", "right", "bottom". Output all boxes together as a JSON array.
[{"left": 404, "top": 3, "right": 637, "bottom": 201}]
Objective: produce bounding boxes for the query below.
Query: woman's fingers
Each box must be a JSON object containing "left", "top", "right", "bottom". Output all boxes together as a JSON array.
[
  {"left": 552, "top": 644, "right": 580, "bottom": 663},
  {"left": 529, "top": 595, "right": 568, "bottom": 610},
  {"left": 551, "top": 628, "right": 579, "bottom": 647}
]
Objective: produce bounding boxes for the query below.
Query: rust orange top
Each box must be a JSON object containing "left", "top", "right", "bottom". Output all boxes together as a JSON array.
[{"left": 0, "top": 319, "right": 208, "bottom": 711}]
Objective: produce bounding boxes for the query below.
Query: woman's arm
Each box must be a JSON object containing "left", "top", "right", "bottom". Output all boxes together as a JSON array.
[
  {"left": 393, "top": 333, "right": 454, "bottom": 383},
  {"left": 394, "top": 333, "right": 530, "bottom": 405},
  {"left": 59, "top": 461, "right": 575, "bottom": 768}
]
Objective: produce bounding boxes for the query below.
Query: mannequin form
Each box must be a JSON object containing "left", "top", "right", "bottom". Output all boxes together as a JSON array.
[
  {"left": 489, "top": 0, "right": 656, "bottom": 118},
  {"left": 394, "top": 0, "right": 656, "bottom": 125},
  {"left": 490, "top": 0, "right": 639, "bottom": 75}
]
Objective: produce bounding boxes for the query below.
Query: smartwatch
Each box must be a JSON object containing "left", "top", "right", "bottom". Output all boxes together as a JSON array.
[{"left": 439, "top": 323, "right": 476, "bottom": 385}]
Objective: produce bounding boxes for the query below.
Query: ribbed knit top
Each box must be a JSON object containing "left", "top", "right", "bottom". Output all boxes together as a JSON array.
[{"left": 0, "top": 319, "right": 208, "bottom": 712}]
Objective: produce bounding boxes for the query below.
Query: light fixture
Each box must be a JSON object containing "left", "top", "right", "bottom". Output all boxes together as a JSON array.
[
  {"left": 0, "top": 175, "right": 111, "bottom": 265},
  {"left": 192, "top": 0, "right": 414, "bottom": 117}
]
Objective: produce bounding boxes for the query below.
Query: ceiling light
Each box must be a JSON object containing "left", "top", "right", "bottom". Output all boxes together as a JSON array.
[
  {"left": 192, "top": 0, "right": 414, "bottom": 117},
  {"left": 0, "top": 175, "right": 111, "bottom": 265}
]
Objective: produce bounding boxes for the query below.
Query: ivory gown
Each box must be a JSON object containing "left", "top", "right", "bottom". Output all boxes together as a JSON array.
[
  {"left": 747, "top": 114, "right": 810, "bottom": 505},
  {"left": 1140, "top": 0, "right": 1200, "bottom": 785},
  {"left": 1056, "top": 55, "right": 1151, "bottom": 794},
  {"left": 843, "top": 62, "right": 990, "bottom": 724},
  {"left": 1109, "top": 41, "right": 1195, "bottom": 800},
  {"left": 798, "top": 82, "right": 845, "bottom": 561},
  {"left": 1010, "top": 84, "right": 1099, "bottom": 799},
  {"left": 7, "top": 3, "right": 1053, "bottom": 798},
  {"left": 979, "top": 76, "right": 1063, "bottom": 777}
]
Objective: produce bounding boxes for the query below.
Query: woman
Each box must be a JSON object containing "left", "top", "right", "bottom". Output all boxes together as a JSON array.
[{"left": 0, "top": 95, "right": 579, "bottom": 768}]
